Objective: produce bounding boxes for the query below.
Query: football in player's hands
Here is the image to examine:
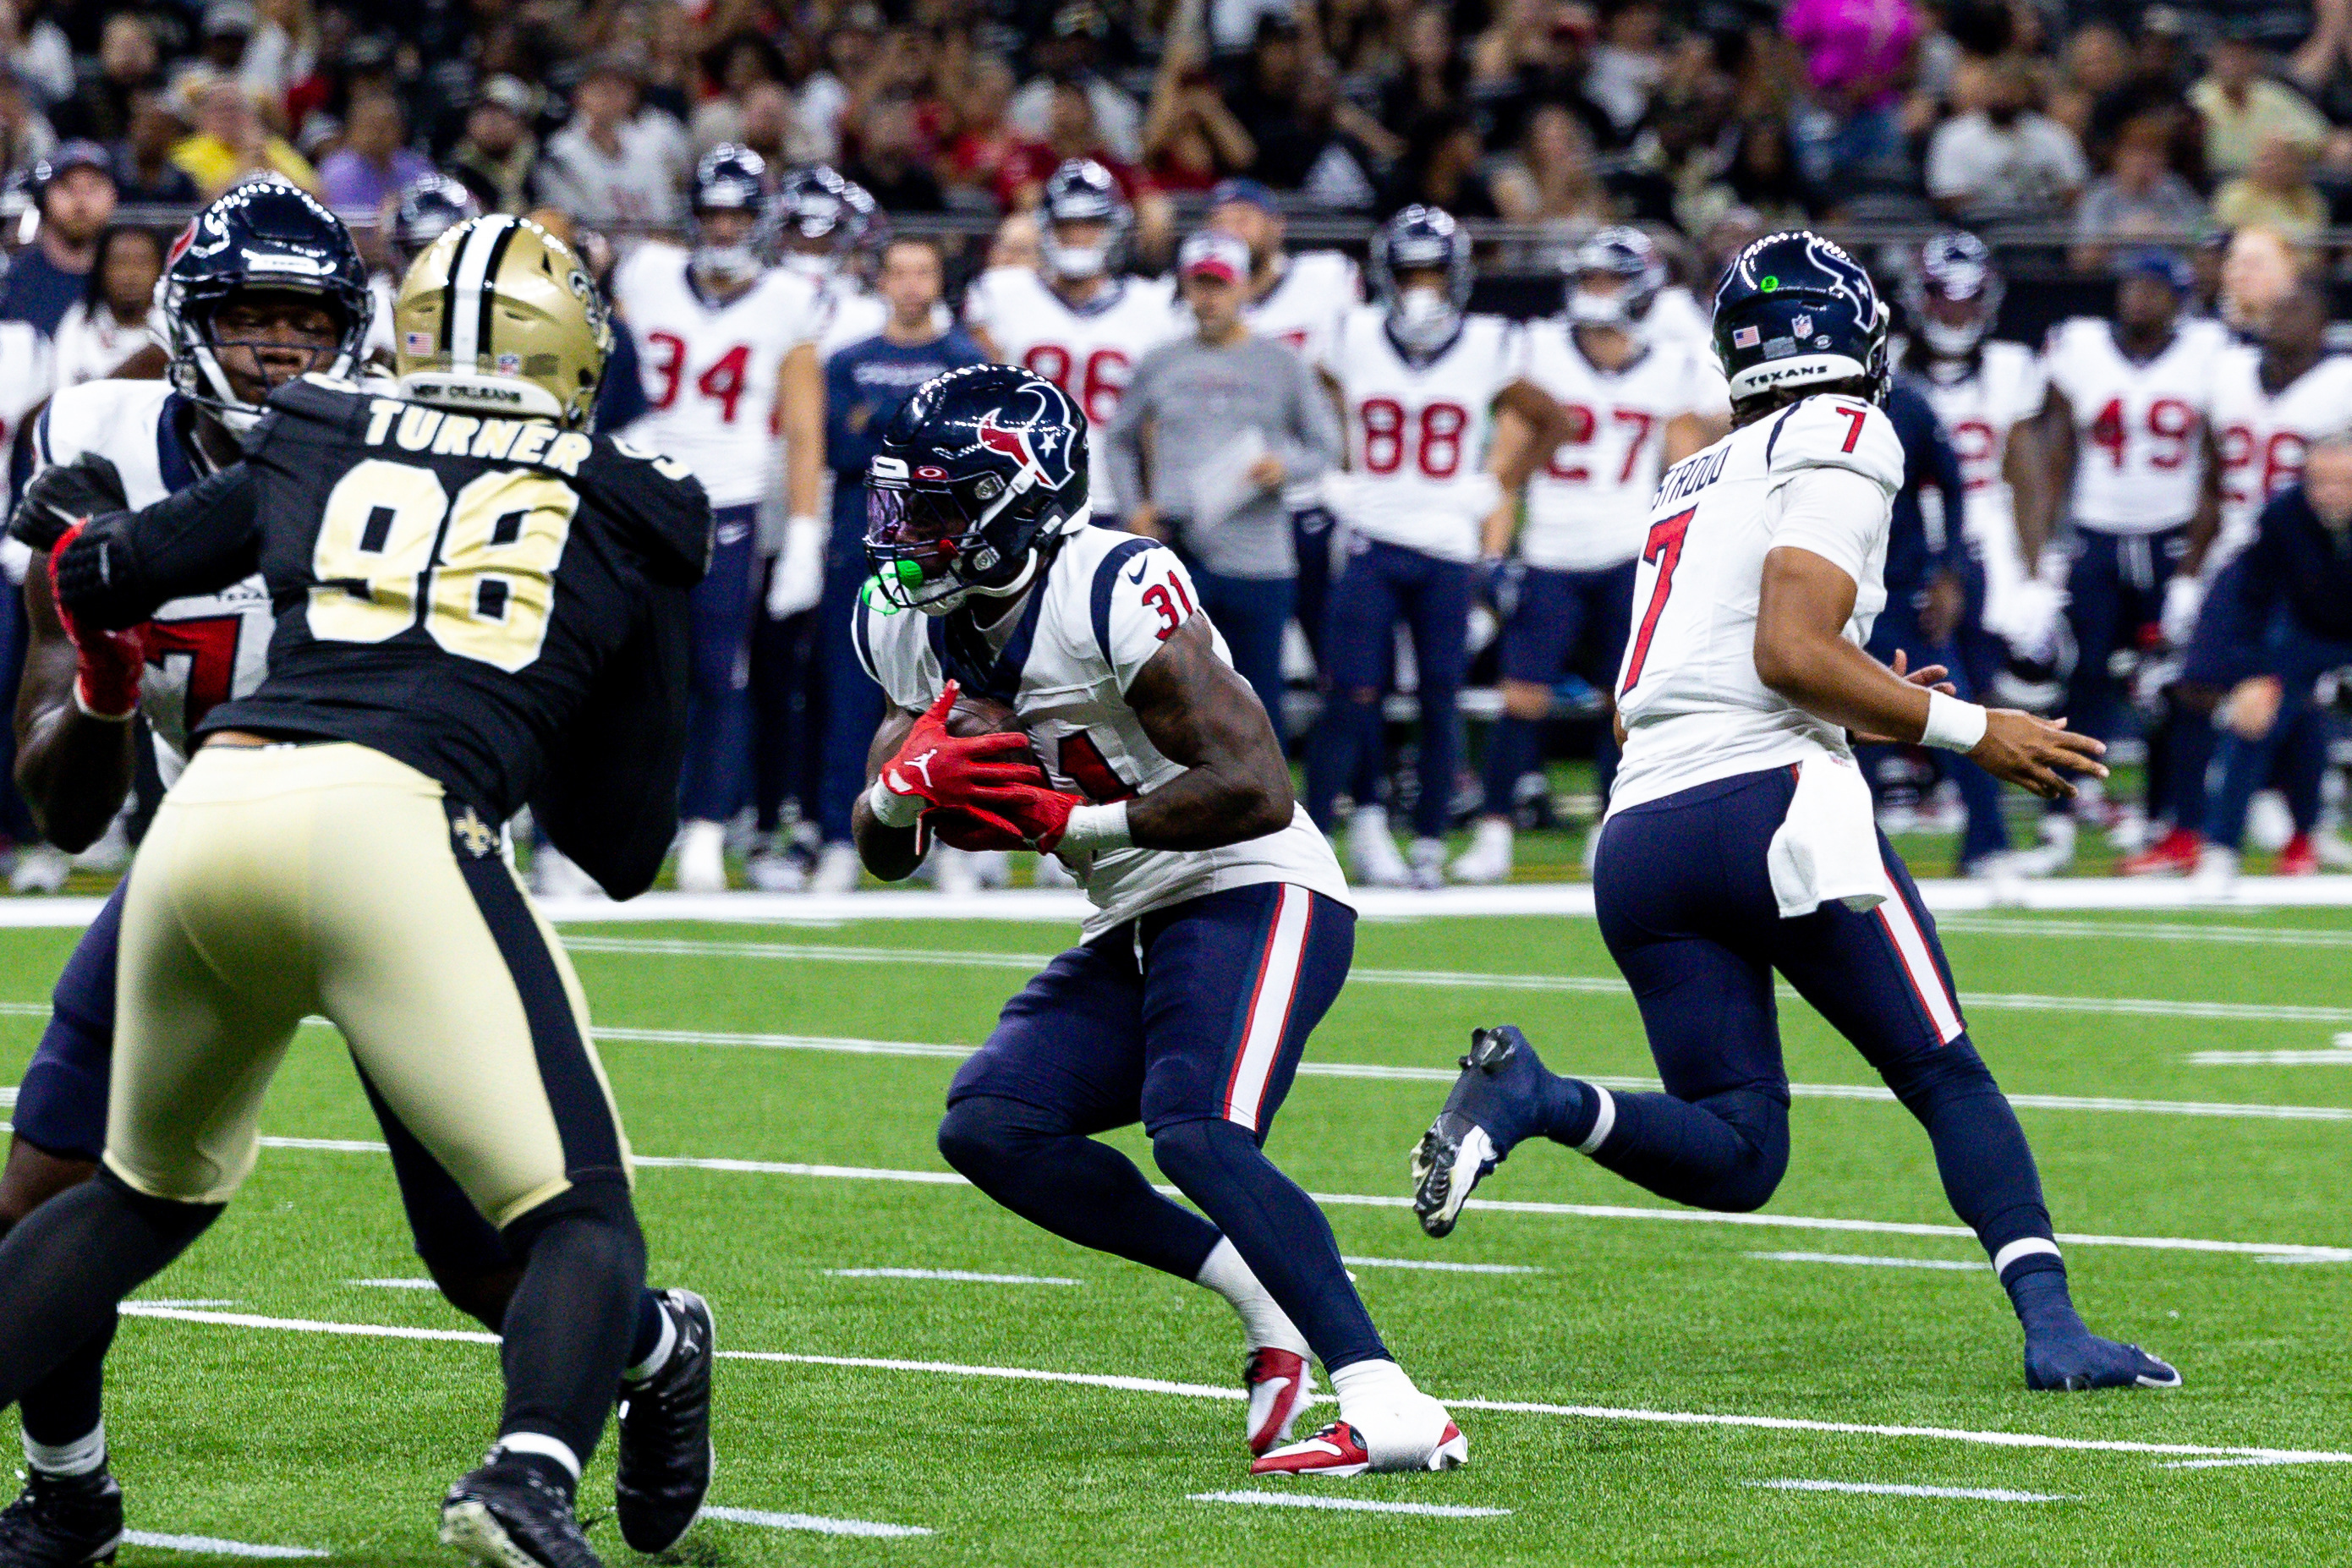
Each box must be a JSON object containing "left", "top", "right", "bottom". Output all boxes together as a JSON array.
[
  {"left": 14, "top": 452, "right": 129, "bottom": 551},
  {"left": 924, "top": 802, "right": 1033, "bottom": 853}
]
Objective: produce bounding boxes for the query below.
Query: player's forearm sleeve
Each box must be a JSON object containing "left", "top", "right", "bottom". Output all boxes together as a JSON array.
[
  {"left": 1768, "top": 465, "right": 1889, "bottom": 586},
  {"left": 57, "top": 463, "right": 262, "bottom": 630}
]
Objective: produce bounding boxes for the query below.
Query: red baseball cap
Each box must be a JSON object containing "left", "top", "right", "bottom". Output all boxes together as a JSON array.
[{"left": 1178, "top": 228, "right": 1249, "bottom": 285}]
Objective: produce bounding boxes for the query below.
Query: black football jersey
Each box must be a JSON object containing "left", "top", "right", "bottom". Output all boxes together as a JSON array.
[{"left": 184, "top": 377, "right": 710, "bottom": 827}]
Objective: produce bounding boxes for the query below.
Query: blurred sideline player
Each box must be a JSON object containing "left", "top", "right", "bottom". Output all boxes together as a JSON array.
[
  {"left": 2132, "top": 276, "right": 2352, "bottom": 879},
  {"left": 9, "top": 211, "right": 714, "bottom": 1568},
  {"left": 2016, "top": 251, "right": 2225, "bottom": 872},
  {"left": 611, "top": 144, "right": 826, "bottom": 891},
  {"left": 1895, "top": 233, "right": 2055, "bottom": 876},
  {"left": 851, "top": 364, "right": 1467, "bottom": 1476},
  {"left": 802, "top": 235, "right": 985, "bottom": 896},
  {"left": 1454, "top": 226, "right": 1727, "bottom": 884},
  {"left": 1305, "top": 205, "right": 1567, "bottom": 889},
  {"left": 962, "top": 158, "right": 1181, "bottom": 526},
  {"left": 1410, "top": 232, "right": 2179, "bottom": 1395},
  {"left": 362, "top": 173, "right": 481, "bottom": 362},
  {"left": 0, "top": 189, "right": 713, "bottom": 1568}
]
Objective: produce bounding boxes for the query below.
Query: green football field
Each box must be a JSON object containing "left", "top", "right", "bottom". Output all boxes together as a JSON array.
[{"left": 4, "top": 902, "right": 2351, "bottom": 1567}]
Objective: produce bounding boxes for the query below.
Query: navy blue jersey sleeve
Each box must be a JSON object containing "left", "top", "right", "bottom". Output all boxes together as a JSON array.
[{"left": 595, "top": 320, "right": 650, "bottom": 432}]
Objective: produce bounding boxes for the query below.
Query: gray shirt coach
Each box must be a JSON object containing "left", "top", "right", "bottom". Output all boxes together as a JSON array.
[{"left": 1105, "top": 332, "right": 1342, "bottom": 580}]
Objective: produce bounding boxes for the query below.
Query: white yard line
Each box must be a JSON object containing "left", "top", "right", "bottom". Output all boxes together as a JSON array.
[
  {"left": 123, "top": 1531, "right": 330, "bottom": 1558},
  {"left": 1748, "top": 1252, "right": 1986, "bottom": 1272},
  {"left": 348, "top": 1279, "right": 438, "bottom": 1290},
  {"left": 1340, "top": 1255, "right": 1542, "bottom": 1275},
  {"left": 825, "top": 1268, "right": 1081, "bottom": 1286},
  {"left": 1189, "top": 1490, "right": 1510, "bottom": 1518},
  {"left": 1747, "top": 1479, "right": 2066, "bottom": 1503},
  {"left": 1937, "top": 917, "right": 2352, "bottom": 948},
  {"left": 108, "top": 1305, "right": 2352, "bottom": 1468},
  {"left": 247, "top": 1138, "right": 2352, "bottom": 1264},
  {"left": 700, "top": 1505, "right": 932, "bottom": 1538},
  {"left": 2190, "top": 1049, "right": 2352, "bottom": 1066}
]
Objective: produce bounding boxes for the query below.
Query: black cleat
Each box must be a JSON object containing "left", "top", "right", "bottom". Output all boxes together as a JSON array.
[
  {"left": 440, "top": 1455, "right": 601, "bottom": 1568},
  {"left": 614, "top": 1289, "right": 715, "bottom": 1553},
  {"left": 1410, "top": 1026, "right": 1555, "bottom": 1238},
  {"left": 0, "top": 1467, "right": 123, "bottom": 1568}
]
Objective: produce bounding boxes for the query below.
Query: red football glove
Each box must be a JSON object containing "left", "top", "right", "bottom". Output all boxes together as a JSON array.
[
  {"left": 874, "top": 683, "right": 1045, "bottom": 816},
  {"left": 47, "top": 523, "right": 146, "bottom": 721},
  {"left": 961, "top": 778, "right": 1088, "bottom": 853}
]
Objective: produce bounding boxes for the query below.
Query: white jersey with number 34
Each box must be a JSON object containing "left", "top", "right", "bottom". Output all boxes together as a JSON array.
[
  {"left": 2042, "top": 316, "right": 2228, "bottom": 535},
  {"left": 853, "top": 524, "right": 1346, "bottom": 935},
  {"left": 1608, "top": 394, "right": 1905, "bottom": 815}
]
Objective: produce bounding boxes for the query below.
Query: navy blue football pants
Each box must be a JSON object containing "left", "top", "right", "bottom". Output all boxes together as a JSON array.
[
  {"left": 1307, "top": 537, "right": 1472, "bottom": 840},
  {"left": 680, "top": 503, "right": 760, "bottom": 824}
]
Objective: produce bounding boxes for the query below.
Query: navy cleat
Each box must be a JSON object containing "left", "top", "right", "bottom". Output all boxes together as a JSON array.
[
  {"left": 614, "top": 1289, "right": 715, "bottom": 1553},
  {"left": 0, "top": 1467, "right": 123, "bottom": 1568},
  {"left": 441, "top": 1453, "right": 602, "bottom": 1568},
  {"left": 2025, "top": 1332, "right": 2182, "bottom": 1392},
  {"left": 1409, "top": 1025, "right": 1561, "bottom": 1238}
]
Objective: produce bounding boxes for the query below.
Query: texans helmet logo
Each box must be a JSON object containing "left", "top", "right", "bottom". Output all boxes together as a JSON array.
[{"left": 973, "top": 386, "right": 1076, "bottom": 493}]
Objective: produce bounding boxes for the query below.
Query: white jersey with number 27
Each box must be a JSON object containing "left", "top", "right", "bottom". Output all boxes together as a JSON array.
[{"left": 1608, "top": 393, "right": 1905, "bottom": 816}]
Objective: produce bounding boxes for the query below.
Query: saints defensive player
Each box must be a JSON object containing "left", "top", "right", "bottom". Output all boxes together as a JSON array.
[{"left": 3, "top": 215, "right": 711, "bottom": 1568}]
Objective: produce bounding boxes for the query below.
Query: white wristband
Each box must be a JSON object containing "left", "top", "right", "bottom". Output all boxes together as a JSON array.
[
  {"left": 865, "top": 776, "right": 924, "bottom": 829},
  {"left": 72, "top": 679, "right": 135, "bottom": 723},
  {"left": 1920, "top": 690, "right": 1988, "bottom": 753},
  {"left": 1055, "top": 801, "right": 1132, "bottom": 853}
]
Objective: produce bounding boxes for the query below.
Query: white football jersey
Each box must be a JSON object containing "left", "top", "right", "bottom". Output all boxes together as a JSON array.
[
  {"left": 611, "top": 244, "right": 827, "bottom": 508},
  {"left": 854, "top": 524, "right": 1347, "bottom": 935},
  {"left": 30, "top": 380, "right": 272, "bottom": 775},
  {"left": 364, "top": 271, "right": 397, "bottom": 363},
  {"left": 2043, "top": 316, "right": 2229, "bottom": 534},
  {"left": 1917, "top": 341, "right": 2048, "bottom": 626},
  {"left": 1643, "top": 285, "right": 1714, "bottom": 360},
  {"left": 1519, "top": 323, "right": 1729, "bottom": 571},
  {"left": 1323, "top": 308, "right": 1526, "bottom": 562},
  {"left": 962, "top": 267, "right": 1181, "bottom": 513},
  {"left": 2208, "top": 345, "right": 2352, "bottom": 557},
  {"left": 1609, "top": 393, "right": 1905, "bottom": 816},
  {"left": 1242, "top": 249, "right": 1361, "bottom": 370},
  {"left": 0, "top": 321, "right": 52, "bottom": 452}
]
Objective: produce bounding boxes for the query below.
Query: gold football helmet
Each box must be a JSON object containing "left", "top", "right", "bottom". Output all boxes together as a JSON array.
[{"left": 393, "top": 215, "right": 611, "bottom": 428}]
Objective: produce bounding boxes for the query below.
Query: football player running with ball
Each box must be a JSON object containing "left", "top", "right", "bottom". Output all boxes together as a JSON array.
[
  {"left": 850, "top": 365, "right": 1467, "bottom": 1478},
  {"left": 1409, "top": 234, "right": 2181, "bottom": 1395}
]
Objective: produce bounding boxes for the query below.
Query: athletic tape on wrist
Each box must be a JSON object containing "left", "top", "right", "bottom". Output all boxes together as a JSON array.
[{"left": 1920, "top": 690, "right": 1988, "bottom": 753}]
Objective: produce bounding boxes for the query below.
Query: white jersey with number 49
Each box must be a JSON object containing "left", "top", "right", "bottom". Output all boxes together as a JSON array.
[
  {"left": 854, "top": 523, "right": 1346, "bottom": 936},
  {"left": 1608, "top": 393, "right": 1905, "bottom": 816},
  {"left": 962, "top": 267, "right": 1181, "bottom": 513},
  {"left": 1323, "top": 308, "right": 1525, "bottom": 562},
  {"left": 2208, "top": 343, "right": 2352, "bottom": 558},
  {"left": 2042, "top": 316, "right": 2229, "bottom": 535},
  {"left": 1519, "top": 324, "right": 1728, "bottom": 571},
  {"left": 611, "top": 243, "right": 826, "bottom": 508}
]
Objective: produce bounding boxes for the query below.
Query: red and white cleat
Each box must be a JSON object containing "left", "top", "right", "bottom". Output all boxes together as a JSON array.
[
  {"left": 1249, "top": 1412, "right": 1468, "bottom": 1477},
  {"left": 2119, "top": 825, "right": 2201, "bottom": 876},
  {"left": 2278, "top": 833, "right": 2322, "bottom": 877},
  {"left": 1244, "top": 1348, "right": 1314, "bottom": 1457}
]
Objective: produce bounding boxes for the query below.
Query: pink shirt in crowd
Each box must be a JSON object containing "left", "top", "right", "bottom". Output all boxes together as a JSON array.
[{"left": 1784, "top": 0, "right": 1919, "bottom": 112}]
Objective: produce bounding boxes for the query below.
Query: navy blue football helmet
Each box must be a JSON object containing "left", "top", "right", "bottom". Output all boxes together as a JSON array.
[
  {"left": 1370, "top": 205, "right": 1472, "bottom": 353},
  {"left": 161, "top": 180, "right": 372, "bottom": 431},
  {"left": 692, "top": 143, "right": 769, "bottom": 282},
  {"left": 1712, "top": 229, "right": 1888, "bottom": 412},
  {"left": 1040, "top": 159, "right": 1130, "bottom": 280},
  {"left": 387, "top": 172, "right": 480, "bottom": 266},
  {"left": 864, "top": 365, "right": 1088, "bottom": 614},
  {"left": 764, "top": 163, "right": 856, "bottom": 278},
  {"left": 1903, "top": 231, "right": 2002, "bottom": 359},
  {"left": 1568, "top": 225, "right": 1667, "bottom": 330}
]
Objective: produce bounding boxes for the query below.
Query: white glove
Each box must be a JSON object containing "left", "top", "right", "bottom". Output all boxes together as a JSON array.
[
  {"left": 766, "top": 514, "right": 827, "bottom": 619},
  {"left": 1990, "top": 574, "right": 2070, "bottom": 663},
  {"left": 2161, "top": 571, "right": 2204, "bottom": 650},
  {"left": 1456, "top": 470, "right": 1505, "bottom": 524}
]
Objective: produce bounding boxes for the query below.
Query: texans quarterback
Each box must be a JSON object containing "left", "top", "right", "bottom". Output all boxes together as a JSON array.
[
  {"left": 611, "top": 143, "right": 828, "bottom": 891},
  {"left": 1409, "top": 233, "right": 2182, "bottom": 1394},
  {"left": 848, "top": 364, "right": 1467, "bottom": 1478},
  {"left": 0, "top": 189, "right": 714, "bottom": 1568},
  {"left": 960, "top": 159, "right": 1181, "bottom": 524}
]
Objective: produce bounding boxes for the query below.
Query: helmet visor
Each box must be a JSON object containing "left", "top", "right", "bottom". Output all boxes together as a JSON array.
[{"left": 863, "top": 479, "right": 979, "bottom": 608}]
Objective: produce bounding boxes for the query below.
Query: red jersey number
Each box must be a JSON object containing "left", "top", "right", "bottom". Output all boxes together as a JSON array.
[
  {"left": 1358, "top": 398, "right": 1471, "bottom": 478},
  {"left": 2088, "top": 396, "right": 2198, "bottom": 470},
  {"left": 1618, "top": 507, "right": 1697, "bottom": 694},
  {"left": 644, "top": 332, "right": 753, "bottom": 424},
  {"left": 1022, "top": 344, "right": 1130, "bottom": 426},
  {"left": 145, "top": 615, "right": 242, "bottom": 732}
]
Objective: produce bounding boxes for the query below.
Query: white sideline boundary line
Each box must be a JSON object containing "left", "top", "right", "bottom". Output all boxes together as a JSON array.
[
  {"left": 110, "top": 1304, "right": 2352, "bottom": 1467},
  {"left": 1749, "top": 1252, "right": 1987, "bottom": 1272},
  {"left": 1190, "top": 1490, "right": 1510, "bottom": 1518},
  {"left": 826, "top": 1268, "right": 1081, "bottom": 1286},
  {"left": 700, "top": 1505, "right": 933, "bottom": 1538},
  {"left": 1747, "top": 1479, "right": 2066, "bottom": 1503},
  {"left": 245, "top": 1138, "right": 2352, "bottom": 1263},
  {"left": 123, "top": 1530, "right": 329, "bottom": 1558}
]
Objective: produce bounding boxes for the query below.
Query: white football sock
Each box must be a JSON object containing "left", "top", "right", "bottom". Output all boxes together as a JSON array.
[
  {"left": 622, "top": 1297, "right": 679, "bottom": 1385},
  {"left": 22, "top": 1423, "right": 104, "bottom": 1477},
  {"left": 494, "top": 1431, "right": 580, "bottom": 1480},
  {"left": 1193, "top": 1236, "right": 1310, "bottom": 1357},
  {"left": 1328, "top": 1357, "right": 1416, "bottom": 1425}
]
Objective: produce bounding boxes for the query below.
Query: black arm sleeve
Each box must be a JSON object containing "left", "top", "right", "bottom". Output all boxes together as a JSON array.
[
  {"left": 53, "top": 463, "right": 264, "bottom": 630},
  {"left": 526, "top": 580, "right": 691, "bottom": 900}
]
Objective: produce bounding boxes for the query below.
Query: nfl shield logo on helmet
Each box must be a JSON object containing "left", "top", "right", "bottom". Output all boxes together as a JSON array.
[
  {"left": 496, "top": 352, "right": 523, "bottom": 375},
  {"left": 1791, "top": 313, "right": 1812, "bottom": 337}
]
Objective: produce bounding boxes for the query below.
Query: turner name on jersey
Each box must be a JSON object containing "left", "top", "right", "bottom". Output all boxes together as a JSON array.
[
  {"left": 1323, "top": 308, "right": 1525, "bottom": 562},
  {"left": 611, "top": 242, "right": 827, "bottom": 507},
  {"left": 2042, "top": 316, "right": 2228, "bottom": 533},
  {"left": 962, "top": 267, "right": 1182, "bottom": 511},
  {"left": 853, "top": 524, "right": 1346, "bottom": 935},
  {"left": 30, "top": 379, "right": 271, "bottom": 773},
  {"left": 2209, "top": 342, "right": 2352, "bottom": 556},
  {"left": 1609, "top": 394, "right": 1905, "bottom": 815},
  {"left": 1519, "top": 325, "right": 1727, "bottom": 571}
]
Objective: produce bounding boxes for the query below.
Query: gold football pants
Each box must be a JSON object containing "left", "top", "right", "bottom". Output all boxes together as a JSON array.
[{"left": 107, "top": 741, "right": 631, "bottom": 1225}]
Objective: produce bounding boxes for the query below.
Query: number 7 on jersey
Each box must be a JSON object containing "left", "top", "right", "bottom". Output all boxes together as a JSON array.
[{"left": 1618, "top": 507, "right": 1696, "bottom": 694}]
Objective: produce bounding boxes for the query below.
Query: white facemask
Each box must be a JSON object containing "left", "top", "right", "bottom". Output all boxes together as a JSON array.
[
  {"left": 1569, "top": 286, "right": 1638, "bottom": 332},
  {"left": 1047, "top": 240, "right": 1110, "bottom": 280},
  {"left": 693, "top": 242, "right": 763, "bottom": 287},
  {"left": 1920, "top": 314, "right": 1987, "bottom": 357},
  {"left": 1390, "top": 285, "right": 1459, "bottom": 352}
]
